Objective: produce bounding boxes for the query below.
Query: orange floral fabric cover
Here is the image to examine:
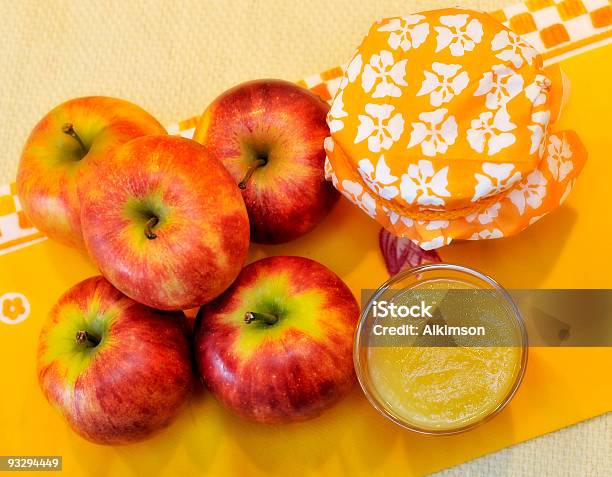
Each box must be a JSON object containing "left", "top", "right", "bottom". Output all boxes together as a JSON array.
[{"left": 324, "top": 8, "right": 587, "bottom": 250}]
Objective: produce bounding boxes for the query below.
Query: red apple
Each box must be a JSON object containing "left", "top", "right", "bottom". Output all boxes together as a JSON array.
[
  {"left": 17, "top": 96, "right": 166, "bottom": 248},
  {"left": 37, "top": 276, "right": 193, "bottom": 445},
  {"left": 194, "top": 256, "right": 359, "bottom": 424},
  {"left": 193, "top": 80, "right": 338, "bottom": 244},
  {"left": 79, "top": 135, "right": 250, "bottom": 310}
]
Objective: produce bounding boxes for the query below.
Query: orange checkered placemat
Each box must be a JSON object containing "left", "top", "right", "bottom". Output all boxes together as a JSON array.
[
  {"left": 1, "top": 0, "right": 610, "bottom": 257},
  {"left": 496, "top": 0, "right": 612, "bottom": 61},
  {"left": 0, "top": 183, "right": 45, "bottom": 254}
]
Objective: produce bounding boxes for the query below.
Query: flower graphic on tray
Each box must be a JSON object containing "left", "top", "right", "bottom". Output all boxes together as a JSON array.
[
  {"left": 355, "top": 104, "right": 405, "bottom": 152},
  {"left": 407, "top": 108, "right": 458, "bottom": 157},
  {"left": 400, "top": 159, "right": 450, "bottom": 207},
  {"left": 434, "top": 14, "right": 483, "bottom": 57},
  {"left": 416, "top": 62, "right": 470, "bottom": 107},
  {"left": 362, "top": 50, "right": 408, "bottom": 98},
  {"left": 0, "top": 292, "right": 30, "bottom": 325},
  {"left": 377, "top": 14, "right": 430, "bottom": 51}
]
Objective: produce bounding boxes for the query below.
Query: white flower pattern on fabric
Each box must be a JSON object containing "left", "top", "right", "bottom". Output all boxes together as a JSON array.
[
  {"left": 559, "top": 179, "right": 575, "bottom": 205},
  {"left": 528, "top": 214, "right": 545, "bottom": 225},
  {"left": 355, "top": 104, "right": 405, "bottom": 152},
  {"left": 341, "top": 180, "right": 377, "bottom": 217},
  {"left": 407, "top": 108, "right": 458, "bottom": 157},
  {"left": 508, "top": 170, "right": 547, "bottom": 215},
  {"left": 474, "top": 64, "right": 524, "bottom": 109},
  {"left": 420, "top": 235, "right": 452, "bottom": 250},
  {"left": 327, "top": 168, "right": 339, "bottom": 188},
  {"left": 473, "top": 162, "right": 522, "bottom": 202},
  {"left": 466, "top": 202, "right": 501, "bottom": 224},
  {"left": 378, "top": 15, "right": 430, "bottom": 51},
  {"left": 339, "top": 53, "right": 363, "bottom": 90},
  {"left": 328, "top": 90, "right": 347, "bottom": 133},
  {"left": 358, "top": 155, "right": 399, "bottom": 200},
  {"left": 527, "top": 110, "right": 550, "bottom": 156},
  {"left": 323, "top": 156, "right": 338, "bottom": 186},
  {"left": 467, "top": 107, "right": 517, "bottom": 156},
  {"left": 469, "top": 228, "right": 504, "bottom": 240},
  {"left": 346, "top": 54, "right": 363, "bottom": 82},
  {"left": 400, "top": 160, "right": 450, "bottom": 206},
  {"left": 491, "top": 30, "right": 538, "bottom": 68},
  {"left": 382, "top": 206, "right": 400, "bottom": 225},
  {"left": 524, "top": 75, "right": 550, "bottom": 107},
  {"left": 546, "top": 135, "right": 573, "bottom": 182},
  {"left": 362, "top": 50, "right": 408, "bottom": 98},
  {"left": 416, "top": 62, "right": 470, "bottom": 107},
  {"left": 425, "top": 220, "right": 450, "bottom": 230},
  {"left": 382, "top": 206, "right": 415, "bottom": 227},
  {"left": 323, "top": 154, "right": 334, "bottom": 175},
  {"left": 434, "top": 14, "right": 483, "bottom": 57},
  {"left": 330, "top": 53, "right": 363, "bottom": 133}
]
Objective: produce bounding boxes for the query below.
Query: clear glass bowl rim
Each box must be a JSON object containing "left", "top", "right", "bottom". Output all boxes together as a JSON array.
[{"left": 353, "top": 262, "right": 529, "bottom": 435}]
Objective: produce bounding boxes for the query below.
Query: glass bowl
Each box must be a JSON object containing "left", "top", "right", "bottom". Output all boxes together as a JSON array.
[{"left": 354, "top": 263, "right": 528, "bottom": 435}]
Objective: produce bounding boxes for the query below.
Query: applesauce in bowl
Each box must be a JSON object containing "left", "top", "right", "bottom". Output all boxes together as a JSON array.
[{"left": 354, "top": 264, "right": 527, "bottom": 434}]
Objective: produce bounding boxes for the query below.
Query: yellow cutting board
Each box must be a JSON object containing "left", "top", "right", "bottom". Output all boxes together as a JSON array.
[{"left": 1, "top": 44, "right": 611, "bottom": 477}]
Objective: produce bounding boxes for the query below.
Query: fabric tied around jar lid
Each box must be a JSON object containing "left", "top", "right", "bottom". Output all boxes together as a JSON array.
[{"left": 324, "top": 8, "right": 587, "bottom": 250}]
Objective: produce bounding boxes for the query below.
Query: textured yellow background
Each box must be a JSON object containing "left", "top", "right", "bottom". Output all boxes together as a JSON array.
[{"left": 0, "top": 1, "right": 610, "bottom": 475}]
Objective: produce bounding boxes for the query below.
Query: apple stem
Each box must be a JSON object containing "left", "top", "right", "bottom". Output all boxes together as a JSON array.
[
  {"left": 144, "top": 216, "right": 159, "bottom": 240},
  {"left": 238, "top": 158, "right": 267, "bottom": 190},
  {"left": 75, "top": 330, "right": 101, "bottom": 347},
  {"left": 244, "top": 311, "right": 279, "bottom": 326},
  {"left": 62, "top": 123, "right": 88, "bottom": 155}
]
